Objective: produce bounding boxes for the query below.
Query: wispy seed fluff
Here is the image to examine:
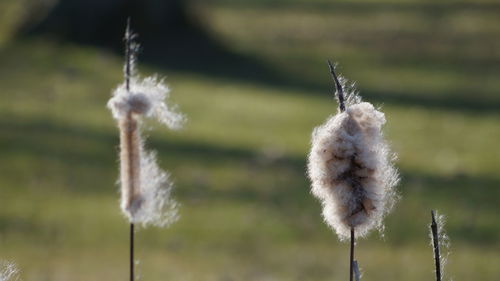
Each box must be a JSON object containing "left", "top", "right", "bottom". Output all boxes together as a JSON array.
[
  {"left": 108, "top": 76, "right": 184, "bottom": 227},
  {"left": 307, "top": 79, "right": 399, "bottom": 240},
  {"left": 429, "top": 211, "right": 451, "bottom": 279},
  {"left": 0, "top": 261, "right": 19, "bottom": 281}
]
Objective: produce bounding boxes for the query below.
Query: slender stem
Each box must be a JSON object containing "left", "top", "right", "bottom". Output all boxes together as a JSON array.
[
  {"left": 327, "top": 60, "right": 346, "bottom": 112},
  {"left": 328, "top": 60, "right": 353, "bottom": 279},
  {"left": 431, "top": 210, "right": 441, "bottom": 281},
  {"left": 124, "top": 19, "right": 136, "bottom": 281},
  {"left": 130, "top": 223, "right": 135, "bottom": 281},
  {"left": 125, "top": 18, "right": 132, "bottom": 92},
  {"left": 350, "top": 228, "right": 355, "bottom": 281}
]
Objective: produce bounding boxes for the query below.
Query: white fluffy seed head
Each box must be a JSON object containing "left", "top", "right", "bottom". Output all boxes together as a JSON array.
[
  {"left": 0, "top": 261, "right": 19, "bottom": 281},
  {"left": 108, "top": 74, "right": 184, "bottom": 227},
  {"left": 308, "top": 97, "right": 399, "bottom": 240},
  {"left": 132, "top": 151, "right": 179, "bottom": 227},
  {"left": 108, "top": 76, "right": 185, "bottom": 130}
]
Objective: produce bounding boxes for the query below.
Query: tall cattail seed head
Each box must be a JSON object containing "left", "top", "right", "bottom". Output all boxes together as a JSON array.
[
  {"left": 107, "top": 22, "right": 185, "bottom": 227},
  {"left": 308, "top": 65, "right": 399, "bottom": 240}
]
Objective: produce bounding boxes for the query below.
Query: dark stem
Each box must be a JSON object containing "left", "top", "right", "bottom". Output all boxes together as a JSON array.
[
  {"left": 130, "top": 223, "right": 135, "bottom": 281},
  {"left": 350, "top": 228, "right": 355, "bottom": 281},
  {"left": 431, "top": 210, "right": 441, "bottom": 281},
  {"left": 327, "top": 60, "right": 346, "bottom": 112},
  {"left": 125, "top": 18, "right": 132, "bottom": 92}
]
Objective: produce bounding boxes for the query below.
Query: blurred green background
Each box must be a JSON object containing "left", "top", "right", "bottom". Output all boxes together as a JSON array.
[{"left": 1, "top": 0, "right": 499, "bottom": 280}]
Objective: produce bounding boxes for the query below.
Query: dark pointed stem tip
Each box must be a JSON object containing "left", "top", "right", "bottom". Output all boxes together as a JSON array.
[
  {"left": 430, "top": 210, "right": 441, "bottom": 281},
  {"left": 327, "top": 60, "right": 346, "bottom": 112},
  {"left": 124, "top": 17, "right": 137, "bottom": 91},
  {"left": 125, "top": 17, "right": 131, "bottom": 39},
  {"left": 124, "top": 18, "right": 133, "bottom": 53}
]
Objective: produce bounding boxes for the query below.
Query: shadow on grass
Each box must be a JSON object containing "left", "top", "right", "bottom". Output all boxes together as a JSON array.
[
  {"left": 16, "top": 0, "right": 500, "bottom": 114},
  {"left": 213, "top": 0, "right": 500, "bottom": 13},
  {"left": 358, "top": 89, "right": 500, "bottom": 113},
  {"left": 1, "top": 117, "right": 499, "bottom": 244},
  {"left": 16, "top": 0, "right": 307, "bottom": 99}
]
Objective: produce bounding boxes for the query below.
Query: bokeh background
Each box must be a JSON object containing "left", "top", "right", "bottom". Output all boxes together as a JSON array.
[{"left": 1, "top": 0, "right": 499, "bottom": 280}]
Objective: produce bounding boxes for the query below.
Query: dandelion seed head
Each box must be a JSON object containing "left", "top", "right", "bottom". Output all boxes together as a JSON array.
[
  {"left": 308, "top": 98, "right": 399, "bottom": 240},
  {"left": 0, "top": 261, "right": 19, "bottom": 281}
]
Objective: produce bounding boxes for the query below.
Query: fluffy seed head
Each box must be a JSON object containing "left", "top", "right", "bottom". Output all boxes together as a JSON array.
[
  {"left": 308, "top": 93, "right": 399, "bottom": 240},
  {"left": 0, "top": 261, "right": 19, "bottom": 281},
  {"left": 108, "top": 76, "right": 185, "bottom": 130},
  {"left": 107, "top": 76, "right": 184, "bottom": 227},
  {"left": 133, "top": 151, "right": 179, "bottom": 226}
]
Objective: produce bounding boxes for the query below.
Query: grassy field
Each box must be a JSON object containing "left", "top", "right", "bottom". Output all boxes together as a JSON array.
[{"left": 1, "top": 0, "right": 500, "bottom": 280}]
